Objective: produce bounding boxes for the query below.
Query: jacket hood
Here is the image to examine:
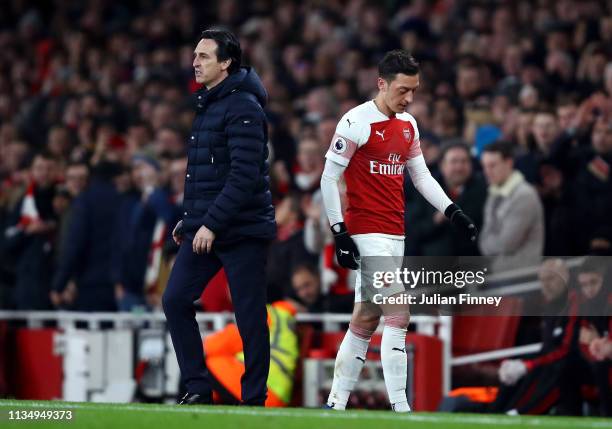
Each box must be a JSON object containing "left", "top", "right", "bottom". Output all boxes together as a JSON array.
[{"left": 202, "top": 67, "right": 268, "bottom": 107}]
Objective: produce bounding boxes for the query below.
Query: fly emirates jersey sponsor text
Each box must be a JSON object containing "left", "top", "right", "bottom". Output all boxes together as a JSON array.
[{"left": 325, "top": 100, "right": 422, "bottom": 237}]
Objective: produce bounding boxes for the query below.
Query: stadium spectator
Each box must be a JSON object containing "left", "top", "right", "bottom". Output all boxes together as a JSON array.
[
  {"left": 515, "top": 110, "right": 561, "bottom": 184},
  {"left": 2, "top": 152, "right": 59, "bottom": 309},
  {"left": 479, "top": 142, "right": 544, "bottom": 272},
  {"left": 549, "top": 114, "right": 612, "bottom": 255},
  {"left": 113, "top": 154, "right": 179, "bottom": 311},
  {"left": 293, "top": 137, "right": 324, "bottom": 194},
  {"left": 288, "top": 263, "right": 353, "bottom": 314},
  {"left": 494, "top": 259, "right": 577, "bottom": 415},
  {"left": 558, "top": 256, "right": 611, "bottom": 416},
  {"left": 267, "top": 192, "right": 318, "bottom": 302},
  {"left": 50, "top": 161, "right": 124, "bottom": 311},
  {"left": 406, "top": 141, "right": 487, "bottom": 256}
]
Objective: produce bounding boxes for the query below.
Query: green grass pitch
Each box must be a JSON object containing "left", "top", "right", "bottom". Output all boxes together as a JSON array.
[{"left": 1, "top": 400, "right": 611, "bottom": 429}]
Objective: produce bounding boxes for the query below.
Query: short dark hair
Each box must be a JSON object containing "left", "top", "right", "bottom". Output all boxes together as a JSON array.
[
  {"left": 534, "top": 107, "right": 556, "bottom": 118},
  {"left": 291, "top": 263, "right": 320, "bottom": 279},
  {"left": 579, "top": 256, "right": 608, "bottom": 277},
  {"left": 378, "top": 50, "right": 419, "bottom": 82},
  {"left": 482, "top": 141, "right": 514, "bottom": 160},
  {"left": 31, "top": 150, "right": 58, "bottom": 164},
  {"left": 440, "top": 141, "right": 471, "bottom": 161},
  {"left": 200, "top": 27, "right": 242, "bottom": 74},
  {"left": 66, "top": 161, "right": 89, "bottom": 170}
]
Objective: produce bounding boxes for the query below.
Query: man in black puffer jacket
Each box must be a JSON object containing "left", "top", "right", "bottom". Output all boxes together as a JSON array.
[{"left": 162, "top": 28, "right": 276, "bottom": 406}]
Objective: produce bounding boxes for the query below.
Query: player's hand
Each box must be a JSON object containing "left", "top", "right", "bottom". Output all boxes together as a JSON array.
[
  {"left": 499, "top": 359, "right": 527, "bottom": 385},
  {"left": 331, "top": 222, "right": 360, "bottom": 270},
  {"left": 193, "top": 225, "right": 215, "bottom": 254},
  {"left": 172, "top": 220, "right": 184, "bottom": 245},
  {"left": 589, "top": 337, "right": 612, "bottom": 361},
  {"left": 25, "top": 219, "right": 56, "bottom": 235},
  {"left": 49, "top": 290, "right": 62, "bottom": 308},
  {"left": 444, "top": 203, "right": 478, "bottom": 242}
]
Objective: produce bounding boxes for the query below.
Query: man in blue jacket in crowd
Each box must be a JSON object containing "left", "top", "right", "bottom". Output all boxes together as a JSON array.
[{"left": 162, "top": 28, "right": 276, "bottom": 406}]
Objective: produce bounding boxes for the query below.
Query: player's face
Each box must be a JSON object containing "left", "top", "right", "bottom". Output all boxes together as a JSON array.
[
  {"left": 539, "top": 269, "right": 566, "bottom": 302},
  {"left": 591, "top": 118, "right": 612, "bottom": 155},
  {"left": 31, "top": 156, "right": 56, "bottom": 189},
  {"left": 292, "top": 270, "right": 320, "bottom": 305},
  {"left": 381, "top": 73, "right": 419, "bottom": 114},
  {"left": 441, "top": 148, "right": 472, "bottom": 187},
  {"left": 481, "top": 152, "right": 513, "bottom": 186},
  {"left": 193, "top": 38, "right": 230, "bottom": 88},
  {"left": 532, "top": 113, "right": 559, "bottom": 150},
  {"left": 556, "top": 104, "right": 576, "bottom": 131},
  {"left": 578, "top": 272, "right": 603, "bottom": 300}
]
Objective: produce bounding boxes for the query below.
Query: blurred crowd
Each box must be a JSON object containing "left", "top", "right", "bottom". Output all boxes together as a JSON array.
[{"left": 1, "top": 0, "right": 612, "bottom": 313}]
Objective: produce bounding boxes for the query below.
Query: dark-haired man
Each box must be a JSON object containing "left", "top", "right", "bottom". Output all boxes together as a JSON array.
[
  {"left": 479, "top": 141, "right": 544, "bottom": 272},
  {"left": 51, "top": 161, "right": 124, "bottom": 311},
  {"left": 162, "top": 28, "right": 275, "bottom": 406},
  {"left": 407, "top": 142, "right": 486, "bottom": 256},
  {"left": 320, "top": 50, "right": 477, "bottom": 412},
  {"left": 4, "top": 152, "right": 58, "bottom": 309}
]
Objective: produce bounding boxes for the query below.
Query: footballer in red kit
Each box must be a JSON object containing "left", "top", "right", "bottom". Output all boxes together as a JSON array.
[{"left": 320, "top": 50, "right": 477, "bottom": 412}]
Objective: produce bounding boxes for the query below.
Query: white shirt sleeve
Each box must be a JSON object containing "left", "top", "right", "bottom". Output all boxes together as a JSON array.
[
  {"left": 398, "top": 112, "right": 422, "bottom": 160},
  {"left": 406, "top": 154, "right": 453, "bottom": 213},
  {"left": 325, "top": 112, "right": 369, "bottom": 166},
  {"left": 320, "top": 158, "right": 346, "bottom": 226}
]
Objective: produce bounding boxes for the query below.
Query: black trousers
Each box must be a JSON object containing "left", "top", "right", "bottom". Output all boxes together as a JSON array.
[
  {"left": 163, "top": 238, "right": 270, "bottom": 405},
  {"left": 489, "top": 363, "right": 562, "bottom": 414},
  {"left": 558, "top": 352, "right": 611, "bottom": 416}
]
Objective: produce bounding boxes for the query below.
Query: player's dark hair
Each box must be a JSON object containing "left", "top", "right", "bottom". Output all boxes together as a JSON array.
[
  {"left": 31, "top": 150, "right": 58, "bottom": 165},
  {"left": 378, "top": 50, "right": 419, "bottom": 82},
  {"left": 291, "top": 262, "right": 320, "bottom": 279},
  {"left": 534, "top": 107, "right": 556, "bottom": 118},
  {"left": 579, "top": 256, "right": 608, "bottom": 277},
  {"left": 200, "top": 27, "right": 242, "bottom": 74},
  {"left": 482, "top": 141, "right": 514, "bottom": 160},
  {"left": 440, "top": 141, "right": 471, "bottom": 161},
  {"left": 66, "top": 160, "right": 90, "bottom": 170}
]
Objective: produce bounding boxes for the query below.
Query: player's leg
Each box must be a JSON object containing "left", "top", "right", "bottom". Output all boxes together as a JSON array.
[
  {"left": 371, "top": 237, "right": 410, "bottom": 412},
  {"left": 380, "top": 296, "right": 411, "bottom": 412},
  {"left": 326, "top": 300, "right": 381, "bottom": 410},
  {"left": 162, "top": 242, "right": 222, "bottom": 400}
]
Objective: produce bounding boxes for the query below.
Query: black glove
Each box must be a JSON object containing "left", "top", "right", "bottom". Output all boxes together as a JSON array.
[
  {"left": 445, "top": 203, "right": 478, "bottom": 242},
  {"left": 331, "top": 222, "right": 360, "bottom": 270}
]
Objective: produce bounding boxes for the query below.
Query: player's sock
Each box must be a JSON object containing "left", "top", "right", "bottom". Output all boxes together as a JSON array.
[
  {"left": 381, "top": 314, "right": 409, "bottom": 412},
  {"left": 326, "top": 324, "right": 372, "bottom": 410},
  {"left": 391, "top": 401, "right": 411, "bottom": 412}
]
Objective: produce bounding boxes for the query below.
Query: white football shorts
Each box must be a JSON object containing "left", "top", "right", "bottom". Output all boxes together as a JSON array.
[{"left": 352, "top": 234, "right": 405, "bottom": 303}]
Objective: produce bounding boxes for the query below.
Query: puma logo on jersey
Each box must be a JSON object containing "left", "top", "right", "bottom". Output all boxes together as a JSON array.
[
  {"left": 346, "top": 118, "right": 355, "bottom": 127},
  {"left": 355, "top": 356, "right": 365, "bottom": 363},
  {"left": 375, "top": 130, "right": 385, "bottom": 140},
  {"left": 392, "top": 347, "right": 406, "bottom": 353},
  {"left": 339, "top": 249, "right": 349, "bottom": 255}
]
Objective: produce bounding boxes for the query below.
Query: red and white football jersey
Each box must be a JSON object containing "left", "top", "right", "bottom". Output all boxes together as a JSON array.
[{"left": 325, "top": 100, "right": 422, "bottom": 236}]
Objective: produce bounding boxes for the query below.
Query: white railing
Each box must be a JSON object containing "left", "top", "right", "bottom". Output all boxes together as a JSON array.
[{"left": 451, "top": 343, "right": 542, "bottom": 366}]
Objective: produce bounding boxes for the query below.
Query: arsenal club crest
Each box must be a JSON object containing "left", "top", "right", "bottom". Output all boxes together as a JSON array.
[{"left": 403, "top": 128, "right": 411, "bottom": 142}]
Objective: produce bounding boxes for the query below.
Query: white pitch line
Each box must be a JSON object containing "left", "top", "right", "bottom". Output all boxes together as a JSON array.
[{"left": 1, "top": 401, "right": 611, "bottom": 428}]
